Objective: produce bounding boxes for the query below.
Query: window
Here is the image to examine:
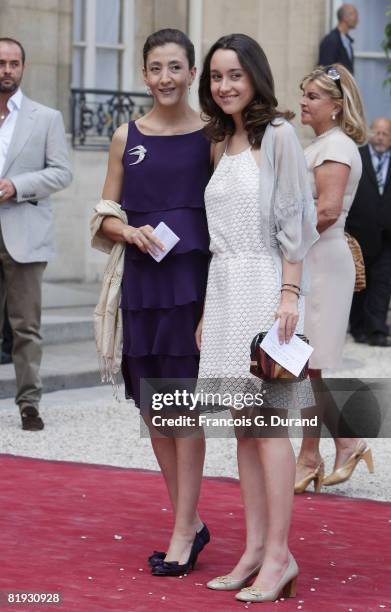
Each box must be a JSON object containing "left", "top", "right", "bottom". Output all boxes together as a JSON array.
[
  {"left": 330, "top": 0, "right": 390, "bottom": 122},
  {"left": 72, "top": 0, "right": 135, "bottom": 91}
]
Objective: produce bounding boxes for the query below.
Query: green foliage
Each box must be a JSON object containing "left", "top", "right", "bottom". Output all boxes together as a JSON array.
[{"left": 382, "top": 5, "right": 391, "bottom": 90}]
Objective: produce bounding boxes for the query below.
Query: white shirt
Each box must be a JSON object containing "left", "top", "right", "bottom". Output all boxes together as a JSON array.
[
  {"left": 369, "top": 144, "right": 390, "bottom": 193},
  {"left": 340, "top": 32, "right": 353, "bottom": 60},
  {"left": 0, "top": 88, "right": 23, "bottom": 176}
]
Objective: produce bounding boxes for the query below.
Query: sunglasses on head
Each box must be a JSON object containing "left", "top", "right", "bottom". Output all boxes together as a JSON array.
[{"left": 324, "top": 66, "right": 343, "bottom": 96}]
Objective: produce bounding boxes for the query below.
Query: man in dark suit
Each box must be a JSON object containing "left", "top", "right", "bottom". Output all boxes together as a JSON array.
[
  {"left": 319, "top": 3, "right": 358, "bottom": 73},
  {"left": 346, "top": 117, "right": 391, "bottom": 347}
]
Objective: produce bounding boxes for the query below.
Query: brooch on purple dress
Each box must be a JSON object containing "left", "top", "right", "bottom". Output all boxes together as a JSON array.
[{"left": 128, "top": 145, "right": 147, "bottom": 165}]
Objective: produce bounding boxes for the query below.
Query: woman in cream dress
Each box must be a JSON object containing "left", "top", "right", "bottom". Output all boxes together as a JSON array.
[
  {"left": 295, "top": 64, "right": 374, "bottom": 493},
  {"left": 197, "top": 34, "right": 318, "bottom": 604},
  {"left": 304, "top": 122, "right": 361, "bottom": 367}
]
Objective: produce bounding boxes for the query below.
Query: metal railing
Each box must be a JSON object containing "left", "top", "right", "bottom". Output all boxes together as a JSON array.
[{"left": 71, "top": 88, "right": 152, "bottom": 149}]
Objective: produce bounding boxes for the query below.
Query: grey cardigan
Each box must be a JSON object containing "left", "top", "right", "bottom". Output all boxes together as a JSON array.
[{"left": 258, "top": 119, "right": 319, "bottom": 294}]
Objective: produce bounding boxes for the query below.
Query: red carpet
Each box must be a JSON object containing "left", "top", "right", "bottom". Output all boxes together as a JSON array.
[{"left": 0, "top": 454, "right": 390, "bottom": 612}]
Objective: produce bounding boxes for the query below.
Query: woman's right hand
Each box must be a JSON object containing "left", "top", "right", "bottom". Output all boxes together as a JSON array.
[{"left": 122, "top": 224, "right": 165, "bottom": 255}]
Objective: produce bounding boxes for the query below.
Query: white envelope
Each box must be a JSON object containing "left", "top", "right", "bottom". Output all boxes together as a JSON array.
[
  {"left": 149, "top": 221, "right": 180, "bottom": 262},
  {"left": 259, "top": 319, "right": 314, "bottom": 377}
]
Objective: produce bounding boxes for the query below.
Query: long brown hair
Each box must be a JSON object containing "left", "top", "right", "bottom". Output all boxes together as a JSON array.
[{"left": 198, "top": 34, "right": 293, "bottom": 148}]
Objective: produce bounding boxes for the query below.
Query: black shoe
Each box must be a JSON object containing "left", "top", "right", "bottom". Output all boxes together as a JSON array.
[
  {"left": 147, "top": 523, "right": 210, "bottom": 567},
  {"left": 194, "top": 523, "right": 210, "bottom": 552},
  {"left": 369, "top": 333, "right": 391, "bottom": 347},
  {"left": 352, "top": 332, "right": 369, "bottom": 344},
  {"left": 20, "top": 406, "right": 44, "bottom": 431},
  {"left": 151, "top": 535, "right": 199, "bottom": 577},
  {"left": 147, "top": 550, "right": 166, "bottom": 567},
  {"left": 0, "top": 351, "right": 12, "bottom": 364}
]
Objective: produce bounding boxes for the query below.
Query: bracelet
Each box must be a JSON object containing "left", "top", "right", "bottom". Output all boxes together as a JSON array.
[
  {"left": 282, "top": 283, "right": 301, "bottom": 291},
  {"left": 280, "top": 288, "right": 300, "bottom": 298}
]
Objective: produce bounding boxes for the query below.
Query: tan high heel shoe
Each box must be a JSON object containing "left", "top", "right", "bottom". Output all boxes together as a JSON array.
[
  {"left": 235, "top": 553, "right": 298, "bottom": 603},
  {"left": 322, "top": 443, "right": 374, "bottom": 486},
  {"left": 294, "top": 461, "right": 324, "bottom": 494},
  {"left": 207, "top": 564, "right": 261, "bottom": 591}
]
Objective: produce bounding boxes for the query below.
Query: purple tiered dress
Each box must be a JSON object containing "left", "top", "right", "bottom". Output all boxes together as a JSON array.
[{"left": 120, "top": 122, "right": 210, "bottom": 408}]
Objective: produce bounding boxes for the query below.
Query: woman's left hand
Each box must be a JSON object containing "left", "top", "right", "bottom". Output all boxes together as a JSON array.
[{"left": 275, "top": 292, "right": 299, "bottom": 344}]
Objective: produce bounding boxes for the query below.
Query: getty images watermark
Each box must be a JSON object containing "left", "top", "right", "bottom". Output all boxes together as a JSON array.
[
  {"left": 140, "top": 377, "right": 390, "bottom": 438},
  {"left": 148, "top": 388, "right": 318, "bottom": 429}
]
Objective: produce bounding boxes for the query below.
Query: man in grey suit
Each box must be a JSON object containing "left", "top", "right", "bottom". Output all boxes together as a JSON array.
[{"left": 0, "top": 38, "right": 72, "bottom": 430}]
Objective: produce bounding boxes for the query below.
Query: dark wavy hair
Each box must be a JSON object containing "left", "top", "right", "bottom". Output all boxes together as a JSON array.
[
  {"left": 143, "top": 29, "right": 195, "bottom": 69},
  {"left": 199, "top": 34, "right": 294, "bottom": 147}
]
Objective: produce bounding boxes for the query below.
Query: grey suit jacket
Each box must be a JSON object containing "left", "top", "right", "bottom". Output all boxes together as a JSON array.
[{"left": 0, "top": 95, "right": 72, "bottom": 263}]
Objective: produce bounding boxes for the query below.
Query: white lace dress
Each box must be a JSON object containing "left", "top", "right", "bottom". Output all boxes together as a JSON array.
[{"left": 198, "top": 147, "right": 312, "bottom": 410}]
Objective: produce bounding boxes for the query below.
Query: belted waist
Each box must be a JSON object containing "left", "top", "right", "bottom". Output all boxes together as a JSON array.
[
  {"left": 319, "top": 226, "right": 346, "bottom": 240},
  {"left": 211, "top": 250, "right": 267, "bottom": 260}
]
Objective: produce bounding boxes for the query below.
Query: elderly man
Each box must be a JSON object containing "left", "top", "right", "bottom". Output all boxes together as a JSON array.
[
  {"left": 346, "top": 118, "right": 391, "bottom": 347},
  {"left": 319, "top": 3, "right": 358, "bottom": 73},
  {"left": 0, "top": 37, "right": 72, "bottom": 429}
]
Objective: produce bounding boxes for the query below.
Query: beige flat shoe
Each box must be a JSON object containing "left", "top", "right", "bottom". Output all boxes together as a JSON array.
[
  {"left": 323, "top": 443, "right": 374, "bottom": 486},
  {"left": 235, "top": 554, "right": 298, "bottom": 603},
  {"left": 207, "top": 564, "right": 261, "bottom": 591}
]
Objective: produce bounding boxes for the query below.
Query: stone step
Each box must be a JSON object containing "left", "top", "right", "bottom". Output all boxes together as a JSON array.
[
  {"left": 0, "top": 340, "right": 106, "bottom": 399},
  {"left": 41, "top": 307, "right": 94, "bottom": 345},
  {"left": 42, "top": 281, "right": 101, "bottom": 309}
]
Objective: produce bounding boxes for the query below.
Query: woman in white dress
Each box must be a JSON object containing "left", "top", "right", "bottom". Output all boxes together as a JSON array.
[
  {"left": 294, "top": 65, "right": 373, "bottom": 493},
  {"left": 197, "top": 34, "right": 318, "bottom": 604}
]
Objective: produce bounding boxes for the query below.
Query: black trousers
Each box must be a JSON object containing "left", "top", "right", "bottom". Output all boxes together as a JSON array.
[{"left": 349, "top": 242, "right": 391, "bottom": 337}]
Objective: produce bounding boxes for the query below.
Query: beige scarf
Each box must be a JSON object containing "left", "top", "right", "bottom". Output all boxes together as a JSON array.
[{"left": 90, "top": 199, "right": 127, "bottom": 391}]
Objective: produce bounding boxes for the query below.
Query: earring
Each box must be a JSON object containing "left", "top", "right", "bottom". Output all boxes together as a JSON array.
[
  {"left": 331, "top": 113, "right": 336, "bottom": 120},
  {"left": 145, "top": 85, "right": 152, "bottom": 96}
]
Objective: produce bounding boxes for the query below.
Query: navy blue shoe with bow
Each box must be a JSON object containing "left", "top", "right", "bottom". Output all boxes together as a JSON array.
[
  {"left": 148, "top": 523, "right": 210, "bottom": 569},
  {"left": 151, "top": 535, "right": 199, "bottom": 577}
]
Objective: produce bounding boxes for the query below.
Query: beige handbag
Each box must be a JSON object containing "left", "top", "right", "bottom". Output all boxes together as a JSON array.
[{"left": 345, "top": 232, "right": 366, "bottom": 292}]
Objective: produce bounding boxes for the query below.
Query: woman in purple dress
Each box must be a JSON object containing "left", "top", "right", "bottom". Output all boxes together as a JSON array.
[{"left": 99, "top": 29, "right": 210, "bottom": 576}]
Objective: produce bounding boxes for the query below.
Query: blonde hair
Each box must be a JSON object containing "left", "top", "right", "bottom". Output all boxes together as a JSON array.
[{"left": 300, "top": 64, "right": 367, "bottom": 145}]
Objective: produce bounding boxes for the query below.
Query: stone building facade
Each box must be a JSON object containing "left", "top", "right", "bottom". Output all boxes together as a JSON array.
[{"left": 0, "top": 0, "right": 388, "bottom": 281}]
